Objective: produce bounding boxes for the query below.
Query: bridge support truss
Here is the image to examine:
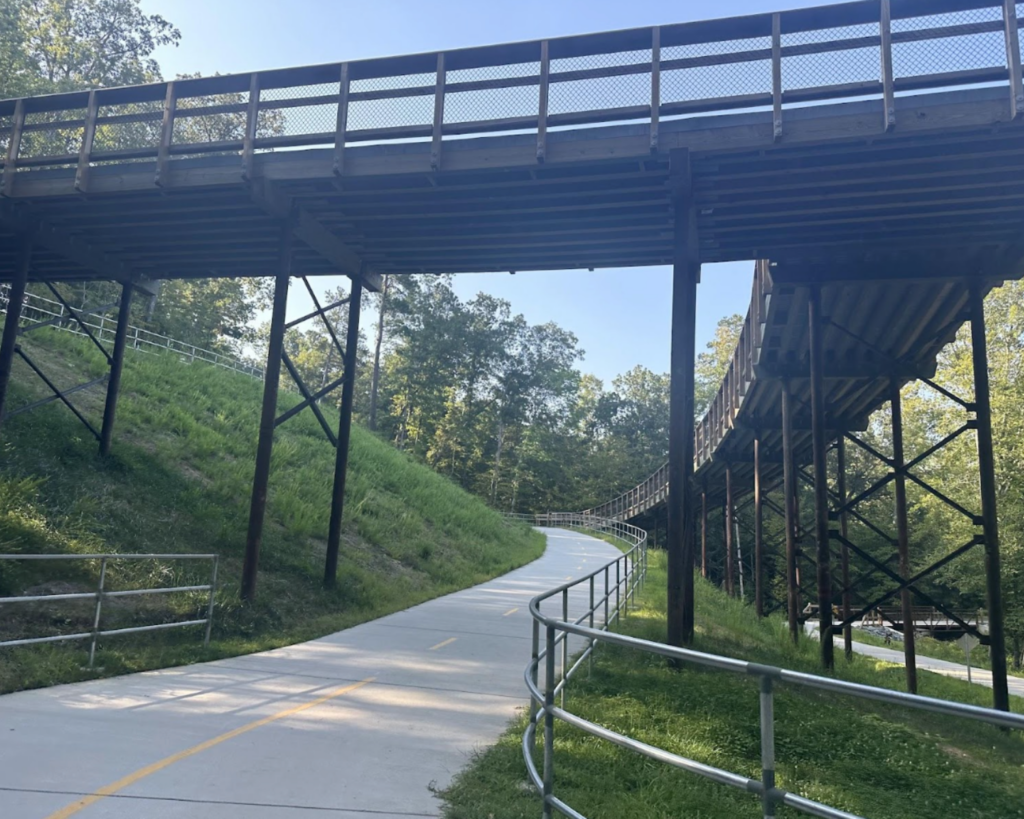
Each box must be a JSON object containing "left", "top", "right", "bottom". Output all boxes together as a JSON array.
[
  {"left": 0, "top": 237, "right": 139, "bottom": 455},
  {"left": 240, "top": 227, "right": 364, "bottom": 601}
]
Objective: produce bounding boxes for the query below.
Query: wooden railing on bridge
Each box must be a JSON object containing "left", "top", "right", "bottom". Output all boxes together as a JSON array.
[
  {"left": 2, "top": 0, "right": 1023, "bottom": 186},
  {"left": 584, "top": 260, "right": 771, "bottom": 521}
]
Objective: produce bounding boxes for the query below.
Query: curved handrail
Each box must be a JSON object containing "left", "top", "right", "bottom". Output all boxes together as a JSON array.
[
  {"left": 519, "top": 513, "right": 1024, "bottom": 819},
  {"left": 583, "top": 260, "right": 772, "bottom": 522}
]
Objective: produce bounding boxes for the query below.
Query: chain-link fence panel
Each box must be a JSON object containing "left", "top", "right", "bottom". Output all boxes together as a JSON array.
[
  {"left": 348, "top": 72, "right": 435, "bottom": 134},
  {"left": 782, "top": 23, "right": 881, "bottom": 92},
  {"left": 93, "top": 100, "right": 163, "bottom": 154},
  {"left": 662, "top": 37, "right": 771, "bottom": 107},
  {"left": 444, "top": 61, "right": 540, "bottom": 127},
  {"left": 173, "top": 90, "right": 248, "bottom": 146},
  {"left": 261, "top": 82, "right": 337, "bottom": 141},
  {"left": 1018, "top": 3, "right": 1024, "bottom": 64},
  {"left": 549, "top": 49, "right": 651, "bottom": 117},
  {"left": 892, "top": 6, "right": 1004, "bottom": 81}
]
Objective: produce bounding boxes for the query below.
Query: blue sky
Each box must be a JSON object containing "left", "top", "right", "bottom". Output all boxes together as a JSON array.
[{"left": 141, "top": 0, "right": 824, "bottom": 384}]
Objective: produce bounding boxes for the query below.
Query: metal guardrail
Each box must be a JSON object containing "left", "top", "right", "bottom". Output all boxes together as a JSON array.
[
  {"left": 0, "top": 1, "right": 1021, "bottom": 179},
  {"left": 520, "top": 515, "right": 1024, "bottom": 819},
  {"left": 0, "top": 553, "right": 218, "bottom": 667},
  {"left": 0, "top": 285, "right": 265, "bottom": 381}
]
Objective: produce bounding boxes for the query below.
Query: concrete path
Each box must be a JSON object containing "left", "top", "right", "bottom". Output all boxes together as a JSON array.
[
  {"left": 841, "top": 635, "right": 1024, "bottom": 698},
  {"left": 0, "top": 528, "right": 621, "bottom": 819},
  {"left": 804, "top": 621, "right": 1024, "bottom": 698}
]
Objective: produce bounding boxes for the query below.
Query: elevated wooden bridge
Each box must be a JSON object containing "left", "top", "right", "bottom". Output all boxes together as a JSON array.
[{"left": 1, "top": 0, "right": 1022, "bottom": 711}]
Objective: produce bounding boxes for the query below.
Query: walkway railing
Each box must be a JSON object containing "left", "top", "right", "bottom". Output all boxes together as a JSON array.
[
  {"left": 1, "top": 1, "right": 1021, "bottom": 178},
  {"left": 521, "top": 516, "right": 1024, "bottom": 819},
  {"left": 0, "top": 285, "right": 265, "bottom": 380},
  {"left": 0, "top": 553, "right": 218, "bottom": 667}
]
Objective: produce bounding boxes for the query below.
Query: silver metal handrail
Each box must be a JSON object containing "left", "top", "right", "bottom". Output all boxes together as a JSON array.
[
  {"left": 0, "top": 553, "right": 218, "bottom": 667},
  {"left": 521, "top": 516, "right": 1024, "bottom": 819},
  {"left": 0, "top": 285, "right": 265, "bottom": 380}
]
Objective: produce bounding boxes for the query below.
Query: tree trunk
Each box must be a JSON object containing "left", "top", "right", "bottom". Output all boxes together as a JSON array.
[
  {"left": 368, "top": 275, "right": 390, "bottom": 431},
  {"left": 490, "top": 420, "right": 505, "bottom": 503}
]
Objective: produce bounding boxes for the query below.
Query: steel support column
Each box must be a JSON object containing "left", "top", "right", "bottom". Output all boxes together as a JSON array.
[
  {"left": 725, "top": 464, "right": 735, "bottom": 597},
  {"left": 781, "top": 380, "right": 799, "bottom": 643},
  {"left": 836, "top": 436, "right": 852, "bottom": 659},
  {"left": 890, "top": 378, "right": 917, "bottom": 693},
  {"left": 754, "top": 437, "right": 765, "bottom": 616},
  {"left": 324, "top": 279, "right": 363, "bottom": 587},
  {"left": 701, "top": 488, "right": 708, "bottom": 579},
  {"left": 667, "top": 149, "right": 699, "bottom": 647},
  {"left": 0, "top": 239, "right": 31, "bottom": 429},
  {"left": 808, "top": 286, "right": 833, "bottom": 669},
  {"left": 99, "top": 282, "right": 135, "bottom": 456},
  {"left": 242, "top": 231, "right": 291, "bottom": 601},
  {"left": 969, "top": 284, "right": 1010, "bottom": 712}
]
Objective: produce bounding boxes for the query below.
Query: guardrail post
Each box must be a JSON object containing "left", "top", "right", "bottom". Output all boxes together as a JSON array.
[
  {"left": 561, "top": 588, "right": 569, "bottom": 708},
  {"left": 588, "top": 575, "right": 595, "bottom": 676},
  {"left": 759, "top": 675, "right": 777, "bottom": 818},
  {"left": 542, "top": 624, "right": 556, "bottom": 819},
  {"left": 615, "top": 558, "right": 621, "bottom": 622},
  {"left": 204, "top": 555, "right": 218, "bottom": 647},
  {"left": 530, "top": 618, "right": 540, "bottom": 728},
  {"left": 88, "top": 558, "right": 108, "bottom": 668},
  {"left": 1004, "top": 0, "right": 1023, "bottom": 119},
  {"left": 0, "top": 239, "right": 31, "bottom": 431},
  {"left": 604, "top": 565, "right": 610, "bottom": 628}
]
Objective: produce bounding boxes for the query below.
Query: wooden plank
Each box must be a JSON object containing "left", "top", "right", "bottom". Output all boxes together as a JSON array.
[
  {"left": 1005, "top": 0, "right": 1024, "bottom": 120},
  {"left": 155, "top": 82, "right": 177, "bottom": 187},
  {"left": 880, "top": 0, "right": 896, "bottom": 132},
  {"left": 430, "top": 52, "right": 446, "bottom": 172},
  {"left": 650, "top": 27, "right": 661, "bottom": 153},
  {"left": 333, "top": 63, "right": 351, "bottom": 176},
  {"left": 74, "top": 91, "right": 99, "bottom": 193},
  {"left": 2, "top": 99, "right": 25, "bottom": 197},
  {"left": 537, "top": 40, "right": 550, "bottom": 162},
  {"left": 772, "top": 13, "right": 783, "bottom": 142},
  {"left": 241, "top": 73, "right": 261, "bottom": 181}
]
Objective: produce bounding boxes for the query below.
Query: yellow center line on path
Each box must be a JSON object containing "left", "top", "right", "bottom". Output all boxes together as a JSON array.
[
  {"left": 429, "top": 637, "right": 457, "bottom": 651},
  {"left": 44, "top": 676, "right": 375, "bottom": 819},
  {"left": 503, "top": 607, "right": 519, "bottom": 617}
]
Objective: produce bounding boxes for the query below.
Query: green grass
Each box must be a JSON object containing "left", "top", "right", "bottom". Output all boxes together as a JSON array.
[
  {"left": 441, "top": 550, "right": 1024, "bottom": 819},
  {"left": 0, "top": 326, "right": 544, "bottom": 694},
  {"left": 849, "top": 627, "right": 1024, "bottom": 678}
]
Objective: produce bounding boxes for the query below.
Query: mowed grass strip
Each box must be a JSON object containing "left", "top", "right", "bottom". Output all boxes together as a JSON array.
[
  {"left": 0, "top": 325, "right": 544, "bottom": 693},
  {"left": 440, "top": 550, "right": 1024, "bottom": 819}
]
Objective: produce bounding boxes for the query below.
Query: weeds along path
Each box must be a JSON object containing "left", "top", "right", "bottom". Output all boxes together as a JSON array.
[{"left": 0, "top": 528, "right": 620, "bottom": 819}]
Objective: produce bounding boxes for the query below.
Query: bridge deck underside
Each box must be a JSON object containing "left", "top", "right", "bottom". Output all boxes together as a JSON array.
[{"left": 1, "top": 87, "right": 1023, "bottom": 283}]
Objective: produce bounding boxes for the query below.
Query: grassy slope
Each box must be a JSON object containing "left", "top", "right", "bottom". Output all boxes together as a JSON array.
[
  {"left": 441, "top": 550, "right": 1024, "bottom": 819},
  {"left": 0, "top": 326, "right": 544, "bottom": 693}
]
